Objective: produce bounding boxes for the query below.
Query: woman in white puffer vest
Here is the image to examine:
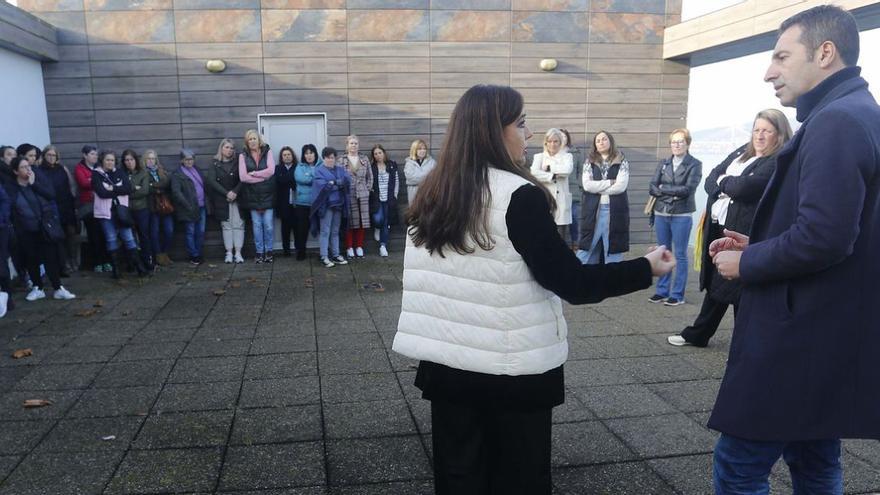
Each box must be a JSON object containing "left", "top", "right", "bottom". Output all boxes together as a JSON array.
[{"left": 393, "top": 84, "right": 675, "bottom": 495}]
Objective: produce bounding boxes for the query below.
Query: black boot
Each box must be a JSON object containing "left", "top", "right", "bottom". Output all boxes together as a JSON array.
[
  {"left": 109, "top": 250, "right": 122, "bottom": 279},
  {"left": 126, "top": 249, "right": 150, "bottom": 277}
]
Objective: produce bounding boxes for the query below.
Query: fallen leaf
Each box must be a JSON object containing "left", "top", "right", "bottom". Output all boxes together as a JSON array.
[
  {"left": 208, "top": 264, "right": 217, "bottom": 268},
  {"left": 12, "top": 348, "right": 33, "bottom": 359},
  {"left": 229, "top": 282, "right": 241, "bottom": 288},
  {"left": 23, "top": 399, "right": 51, "bottom": 408},
  {"left": 304, "top": 278, "right": 314, "bottom": 288},
  {"left": 75, "top": 308, "right": 99, "bottom": 317},
  {"left": 362, "top": 282, "right": 385, "bottom": 292},
  {"left": 93, "top": 299, "right": 104, "bottom": 307},
  {"left": 247, "top": 277, "right": 257, "bottom": 283},
  {"left": 212, "top": 289, "right": 226, "bottom": 296}
]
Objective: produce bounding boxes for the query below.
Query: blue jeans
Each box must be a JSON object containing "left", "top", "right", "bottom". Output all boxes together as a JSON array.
[
  {"left": 653, "top": 214, "right": 692, "bottom": 300},
  {"left": 576, "top": 204, "right": 623, "bottom": 265},
  {"left": 714, "top": 434, "right": 842, "bottom": 495},
  {"left": 131, "top": 208, "right": 152, "bottom": 257},
  {"left": 372, "top": 202, "right": 390, "bottom": 245},
  {"left": 149, "top": 212, "right": 174, "bottom": 254},
  {"left": 99, "top": 219, "right": 137, "bottom": 252},
  {"left": 250, "top": 208, "right": 274, "bottom": 255},
  {"left": 569, "top": 201, "right": 580, "bottom": 245},
  {"left": 319, "top": 207, "right": 342, "bottom": 258},
  {"left": 184, "top": 207, "right": 206, "bottom": 258}
]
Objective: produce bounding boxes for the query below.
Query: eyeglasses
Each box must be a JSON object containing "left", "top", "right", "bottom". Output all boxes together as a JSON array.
[
  {"left": 670, "top": 140, "right": 687, "bottom": 145},
  {"left": 752, "top": 129, "right": 776, "bottom": 136}
]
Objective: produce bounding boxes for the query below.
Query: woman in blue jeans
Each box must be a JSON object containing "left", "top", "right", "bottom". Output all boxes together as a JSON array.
[
  {"left": 648, "top": 128, "right": 702, "bottom": 306},
  {"left": 310, "top": 147, "right": 350, "bottom": 268},
  {"left": 238, "top": 129, "right": 277, "bottom": 263},
  {"left": 578, "top": 130, "right": 630, "bottom": 265},
  {"left": 143, "top": 150, "right": 174, "bottom": 267},
  {"left": 170, "top": 149, "right": 207, "bottom": 265},
  {"left": 368, "top": 144, "right": 399, "bottom": 257}
]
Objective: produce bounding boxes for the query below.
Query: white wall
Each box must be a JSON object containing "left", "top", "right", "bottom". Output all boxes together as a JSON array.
[{"left": 0, "top": 48, "right": 50, "bottom": 149}]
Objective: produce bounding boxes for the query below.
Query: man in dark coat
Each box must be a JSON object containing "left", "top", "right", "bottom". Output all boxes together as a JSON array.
[{"left": 708, "top": 5, "right": 880, "bottom": 493}]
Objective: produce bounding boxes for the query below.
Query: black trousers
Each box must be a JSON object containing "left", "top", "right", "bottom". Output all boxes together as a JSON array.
[
  {"left": 278, "top": 204, "right": 295, "bottom": 253},
  {"left": 431, "top": 399, "right": 552, "bottom": 495},
  {"left": 19, "top": 230, "right": 62, "bottom": 291},
  {"left": 0, "top": 227, "right": 10, "bottom": 292},
  {"left": 680, "top": 294, "right": 738, "bottom": 347},
  {"left": 293, "top": 205, "right": 310, "bottom": 253},
  {"left": 82, "top": 215, "right": 108, "bottom": 267}
]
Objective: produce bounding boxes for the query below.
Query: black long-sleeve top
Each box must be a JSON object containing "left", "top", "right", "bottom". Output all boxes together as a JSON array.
[{"left": 415, "top": 184, "right": 652, "bottom": 411}]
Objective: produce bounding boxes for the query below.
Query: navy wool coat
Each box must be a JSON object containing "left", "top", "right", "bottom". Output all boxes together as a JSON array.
[{"left": 707, "top": 67, "right": 880, "bottom": 441}]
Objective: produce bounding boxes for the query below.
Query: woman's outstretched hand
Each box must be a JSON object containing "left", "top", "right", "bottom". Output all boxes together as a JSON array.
[
  {"left": 644, "top": 245, "right": 675, "bottom": 277},
  {"left": 708, "top": 229, "right": 749, "bottom": 257}
]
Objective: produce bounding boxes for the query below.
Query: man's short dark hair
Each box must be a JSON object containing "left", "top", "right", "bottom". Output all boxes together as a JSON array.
[
  {"left": 321, "top": 147, "right": 337, "bottom": 159},
  {"left": 780, "top": 5, "right": 860, "bottom": 66}
]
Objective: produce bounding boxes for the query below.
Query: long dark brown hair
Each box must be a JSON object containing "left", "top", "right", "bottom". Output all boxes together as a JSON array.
[
  {"left": 407, "top": 84, "right": 554, "bottom": 257},
  {"left": 588, "top": 130, "right": 622, "bottom": 165}
]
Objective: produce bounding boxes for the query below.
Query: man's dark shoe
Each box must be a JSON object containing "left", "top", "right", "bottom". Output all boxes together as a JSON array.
[{"left": 664, "top": 297, "right": 685, "bottom": 306}]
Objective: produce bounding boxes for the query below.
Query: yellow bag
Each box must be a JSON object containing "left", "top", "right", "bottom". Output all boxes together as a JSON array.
[{"left": 693, "top": 210, "right": 706, "bottom": 272}]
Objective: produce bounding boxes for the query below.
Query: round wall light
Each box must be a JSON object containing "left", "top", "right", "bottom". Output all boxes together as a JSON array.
[
  {"left": 206, "top": 59, "right": 227, "bottom": 73},
  {"left": 539, "top": 59, "right": 558, "bottom": 71}
]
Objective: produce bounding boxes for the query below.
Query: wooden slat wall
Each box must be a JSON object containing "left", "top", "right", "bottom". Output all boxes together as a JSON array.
[{"left": 23, "top": 0, "right": 689, "bottom": 245}]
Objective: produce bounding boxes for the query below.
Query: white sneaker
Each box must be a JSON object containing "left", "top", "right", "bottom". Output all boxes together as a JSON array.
[
  {"left": 374, "top": 228, "right": 380, "bottom": 242},
  {"left": 0, "top": 291, "right": 8, "bottom": 318},
  {"left": 379, "top": 244, "right": 388, "bottom": 257},
  {"left": 234, "top": 253, "right": 245, "bottom": 264},
  {"left": 224, "top": 252, "right": 233, "bottom": 264},
  {"left": 332, "top": 255, "right": 349, "bottom": 265},
  {"left": 355, "top": 247, "right": 364, "bottom": 257},
  {"left": 26, "top": 279, "right": 34, "bottom": 290},
  {"left": 321, "top": 257, "right": 335, "bottom": 268},
  {"left": 53, "top": 286, "right": 76, "bottom": 300},
  {"left": 25, "top": 287, "right": 45, "bottom": 302},
  {"left": 346, "top": 247, "right": 355, "bottom": 258},
  {"left": 667, "top": 335, "right": 692, "bottom": 347}
]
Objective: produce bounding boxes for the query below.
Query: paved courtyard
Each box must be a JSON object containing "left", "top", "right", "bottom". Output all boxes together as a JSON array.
[{"left": 1, "top": 240, "right": 878, "bottom": 495}]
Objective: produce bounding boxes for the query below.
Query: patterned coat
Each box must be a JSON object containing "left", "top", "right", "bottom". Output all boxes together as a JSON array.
[{"left": 343, "top": 153, "right": 372, "bottom": 229}]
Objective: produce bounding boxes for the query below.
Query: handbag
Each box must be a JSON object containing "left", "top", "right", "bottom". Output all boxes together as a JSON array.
[
  {"left": 112, "top": 197, "right": 134, "bottom": 227},
  {"left": 152, "top": 191, "right": 174, "bottom": 216},
  {"left": 41, "top": 203, "right": 65, "bottom": 242},
  {"left": 643, "top": 196, "right": 657, "bottom": 215}
]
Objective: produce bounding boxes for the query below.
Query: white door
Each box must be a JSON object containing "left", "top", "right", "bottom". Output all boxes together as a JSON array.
[{"left": 256, "top": 113, "right": 327, "bottom": 251}]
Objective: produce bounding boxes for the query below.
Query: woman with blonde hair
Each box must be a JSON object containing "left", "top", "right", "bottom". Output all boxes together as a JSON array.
[
  {"left": 143, "top": 149, "right": 174, "bottom": 266},
  {"left": 403, "top": 139, "right": 435, "bottom": 203},
  {"left": 238, "top": 129, "right": 276, "bottom": 263},
  {"left": 206, "top": 138, "right": 244, "bottom": 263},
  {"left": 341, "top": 134, "right": 372, "bottom": 258},
  {"left": 668, "top": 109, "right": 792, "bottom": 347},
  {"left": 530, "top": 128, "right": 574, "bottom": 242}
]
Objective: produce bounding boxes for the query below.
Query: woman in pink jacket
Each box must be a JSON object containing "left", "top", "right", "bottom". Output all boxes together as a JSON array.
[{"left": 238, "top": 130, "right": 277, "bottom": 263}]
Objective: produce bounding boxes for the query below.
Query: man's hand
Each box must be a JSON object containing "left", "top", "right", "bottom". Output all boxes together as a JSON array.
[
  {"left": 644, "top": 245, "right": 676, "bottom": 277},
  {"left": 709, "top": 229, "right": 750, "bottom": 257},
  {"left": 713, "top": 250, "right": 742, "bottom": 280}
]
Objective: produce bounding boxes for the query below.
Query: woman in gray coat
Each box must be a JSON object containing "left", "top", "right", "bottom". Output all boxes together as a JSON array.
[{"left": 171, "top": 149, "right": 206, "bottom": 265}]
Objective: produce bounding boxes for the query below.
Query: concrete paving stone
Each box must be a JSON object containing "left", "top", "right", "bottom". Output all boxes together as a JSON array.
[
  {"left": 36, "top": 416, "right": 144, "bottom": 452},
  {"left": 552, "top": 461, "right": 677, "bottom": 495},
  {"left": 406, "top": 398, "right": 431, "bottom": 434},
  {"left": 646, "top": 453, "right": 716, "bottom": 495},
  {"left": 324, "top": 399, "right": 417, "bottom": 439},
  {"left": 129, "top": 326, "right": 198, "bottom": 343},
  {"left": 0, "top": 455, "right": 21, "bottom": 482},
  {"left": 112, "top": 341, "right": 187, "bottom": 362},
  {"left": 568, "top": 319, "right": 638, "bottom": 337},
  {"left": 191, "top": 325, "right": 257, "bottom": 341},
  {"left": 101, "top": 305, "right": 162, "bottom": 320},
  {"left": 846, "top": 439, "right": 880, "bottom": 468},
  {"left": 0, "top": 367, "right": 32, "bottom": 392},
  {"left": 169, "top": 356, "right": 248, "bottom": 383},
  {"left": 0, "top": 420, "right": 56, "bottom": 454},
  {"left": 318, "top": 348, "right": 392, "bottom": 375},
  {"left": 13, "top": 363, "right": 103, "bottom": 391},
  {"left": 72, "top": 319, "right": 148, "bottom": 334},
  {"left": 564, "top": 359, "right": 638, "bottom": 388},
  {"left": 219, "top": 442, "right": 326, "bottom": 491},
  {"left": 572, "top": 383, "right": 677, "bottom": 419},
  {"left": 231, "top": 405, "right": 323, "bottom": 445},
  {"left": 568, "top": 335, "right": 670, "bottom": 360},
  {"left": 66, "top": 386, "right": 161, "bottom": 418},
  {"left": 222, "top": 487, "right": 327, "bottom": 494},
  {"left": 67, "top": 329, "right": 139, "bottom": 347},
  {"left": 0, "top": 390, "right": 82, "bottom": 420},
  {"left": 2, "top": 334, "right": 73, "bottom": 351},
  {"left": 326, "top": 436, "right": 431, "bottom": 486},
  {"left": 842, "top": 452, "right": 880, "bottom": 494},
  {"left": 328, "top": 480, "right": 434, "bottom": 494},
  {"left": 245, "top": 353, "right": 318, "bottom": 380},
  {"left": 618, "top": 355, "right": 709, "bottom": 384},
  {"left": 317, "top": 332, "right": 384, "bottom": 351},
  {"left": 0, "top": 450, "right": 124, "bottom": 495},
  {"left": 93, "top": 359, "right": 175, "bottom": 388},
  {"left": 605, "top": 413, "right": 718, "bottom": 458},
  {"left": 361, "top": 307, "right": 400, "bottom": 322},
  {"left": 647, "top": 379, "right": 722, "bottom": 413},
  {"left": 239, "top": 376, "right": 321, "bottom": 408},
  {"left": 183, "top": 339, "right": 252, "bottom": 358},
  {"left": 154, "top": 381, "right": 240, "bottom": 412},
  {"left": 42, "top": 344, "right": 121, "bottom": 364},
  {"left": 144, "top": 317, "right": 204, "bottom": 330},
  {"left": 395, "top": 371, "right": 421, "bottom": 400},
  {"left": 551, "top": 394, "right": 595, "bottom": 423},
  {"left": 250, "top": 337, "right": 317, "bottom": 354},
  {"left": 677, "top": 350, "right": 730, "bottom": 380},
  {"left": 106, "top": 447, "right": 223, "bottom": 494},
  {"left": 315, "top": 317, "right": 375, "bottom": 334},
  {"left": 551, "top": 421, "right": 636, "bottom": 467},
  {"left": 155, "top": 303, "right": 215, "bottom": 320},
  {"left": 203, "top": 311, "right": 263, "bottom": 328},
  {"left": 134, "top": 410, "right": 234, "bottom": 448},
  {"left": 563, "top": 307, "right": 612, "bottom": 323},
  {"left": 256, "top": 320, "right": 316, "bottom": 338},
  {"left": 321, "top": 373, "right": 404, "bottom": 404},
  {"left": 370, "top": 318, "right": 400, "bottom": 334},
  {"left": 387, "top": 349, "right": 419, "bottom": 372}
]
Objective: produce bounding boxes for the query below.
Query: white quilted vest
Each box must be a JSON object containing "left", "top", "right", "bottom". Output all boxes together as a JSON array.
[{"left": 392, "top": 168, "right": 568, "bottom": 376}]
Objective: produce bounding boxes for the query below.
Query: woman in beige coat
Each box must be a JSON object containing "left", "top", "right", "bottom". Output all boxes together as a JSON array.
[
  {"left": 530, "top": 128, "right": 574, "bottom": 242},
  {"left": 341, "top": 135, "right": 372, "bottom": 258}
]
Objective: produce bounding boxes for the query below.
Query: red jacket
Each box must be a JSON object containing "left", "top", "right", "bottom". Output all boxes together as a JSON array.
[{"left": 74, "top": 161, "right": 94, "bottom": 205}]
